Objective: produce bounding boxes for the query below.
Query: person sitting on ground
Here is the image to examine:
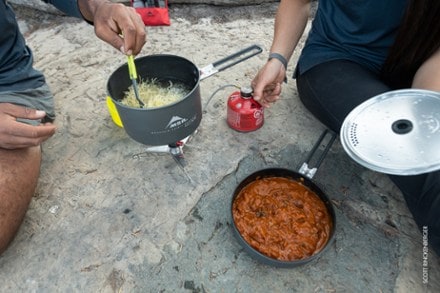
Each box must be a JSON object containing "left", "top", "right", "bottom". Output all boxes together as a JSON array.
[
  {"left": 0, "top": 0, "right": 146, "bottom": 255},
  {"left": 251, "top": 0, "right": 440, "bottom": 256}
]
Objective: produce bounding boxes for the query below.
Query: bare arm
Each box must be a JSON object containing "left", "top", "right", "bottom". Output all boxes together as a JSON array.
[
  {"left": 252, "top": 0, "right": 311, "bottom": 107},
  {"left": 271, "top": 0, "right": 312, "bottom": 64},
  {"left": 412, "top": 48, "right": 440, "bottom": 91}
]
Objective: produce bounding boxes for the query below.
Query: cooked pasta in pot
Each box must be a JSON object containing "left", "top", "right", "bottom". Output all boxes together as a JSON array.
[{"left": 121, "top": 78, "right": 191, "bottom": 109}]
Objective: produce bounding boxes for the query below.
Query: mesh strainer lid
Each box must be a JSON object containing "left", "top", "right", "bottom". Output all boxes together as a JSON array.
[{"left": 340, "top": 89, "right": 440, "bottom": 175}]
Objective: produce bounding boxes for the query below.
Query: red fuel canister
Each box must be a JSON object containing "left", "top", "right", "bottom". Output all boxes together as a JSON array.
[{"left": 227, "top": 86, "right": 264, "bottom": 132}]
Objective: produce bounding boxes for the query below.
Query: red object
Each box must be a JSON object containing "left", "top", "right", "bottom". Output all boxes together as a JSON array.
[
  {"left": 227, "top": 87, "right": 264, "bottom": 132},
  {"left": 131, "top": 0, "right": 170, "bottom": 26}
]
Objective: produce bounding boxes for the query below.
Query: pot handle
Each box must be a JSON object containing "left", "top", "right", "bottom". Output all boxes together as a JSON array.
[
  {"left": 298, "top": 129, "right": 337, "bottom": 179},
  {"left": 199, "top": 44, "right": 263, "bottom": 80}
]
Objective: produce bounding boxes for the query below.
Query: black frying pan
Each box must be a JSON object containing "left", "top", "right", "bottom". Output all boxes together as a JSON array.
[{"left": 230, "top": 129, "right": 337, "bottom": 267}]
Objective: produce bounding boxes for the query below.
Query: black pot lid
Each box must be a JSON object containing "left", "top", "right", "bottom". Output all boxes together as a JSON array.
[{"left": 340, "top": 89, "right": 440, "bottom": 175}]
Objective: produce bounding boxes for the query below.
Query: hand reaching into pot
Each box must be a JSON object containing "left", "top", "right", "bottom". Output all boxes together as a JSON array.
[{"left": 78, "top": 0, "right": 146, "bottom": 55}]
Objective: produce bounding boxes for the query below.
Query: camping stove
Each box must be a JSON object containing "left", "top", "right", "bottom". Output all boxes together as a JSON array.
[{"left": 140, "top": 134, "right": 193, "bottom": 169}]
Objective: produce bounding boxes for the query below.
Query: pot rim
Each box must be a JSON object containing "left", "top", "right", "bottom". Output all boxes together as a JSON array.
[{"left": 107, "top": 54, "right": 201, "bottom": 111}]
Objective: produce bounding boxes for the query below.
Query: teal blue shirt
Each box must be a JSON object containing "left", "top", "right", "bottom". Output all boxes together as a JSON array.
[
  {"left": 0, "top": 0, "right": 82, "bottom": 92},
  {"left": 297, "top": 0, "right": 409, "bottom": 75}
]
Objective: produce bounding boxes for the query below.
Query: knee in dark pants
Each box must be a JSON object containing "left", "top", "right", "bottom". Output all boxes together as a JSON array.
[
  {"left": 295, "top": 60, "right": 392, "bottom": 133},
  {"left": 390, "top": 172, "right": 440, "bottom": 256}
]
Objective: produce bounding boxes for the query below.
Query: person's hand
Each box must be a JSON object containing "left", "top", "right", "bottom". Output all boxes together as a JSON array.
[
  {"left": 251, "top": 60, "right": 286, "bottom": 108},
  {"left": 87, "top": 1, "right": 146, "bottom": 55},
  {"left": 0, "top": 103, "right": 56, "bottom": 149}
]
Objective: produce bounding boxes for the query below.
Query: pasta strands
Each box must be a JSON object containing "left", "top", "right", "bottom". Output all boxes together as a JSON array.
[{"left": 121, "top": 78, "right": 190, "bottom": 108}]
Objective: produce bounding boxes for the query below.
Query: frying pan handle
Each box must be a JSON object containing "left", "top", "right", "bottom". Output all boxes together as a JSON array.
[
  {"left": 199, "top": 44, "right": 263, "bottom": 80},
  {"left": 299, "top": 129, "right": 337, "bottom": 179}
]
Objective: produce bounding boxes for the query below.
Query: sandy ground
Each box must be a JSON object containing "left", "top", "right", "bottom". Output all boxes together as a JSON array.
[{"left": 0, "top": 3, "right": 439, "bottom": 293}]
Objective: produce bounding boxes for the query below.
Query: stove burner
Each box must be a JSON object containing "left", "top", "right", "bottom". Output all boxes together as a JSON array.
[
  {"left": 131, "top": 135, "right": 195, "bottom": 183},
  {"left": 142, "top": 135, "right": 193, "bottom": 169}
]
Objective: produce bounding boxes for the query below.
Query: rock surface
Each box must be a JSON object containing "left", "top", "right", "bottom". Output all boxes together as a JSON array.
[{"left": 0, "top": 3, "right": 439, "bottom": 293}]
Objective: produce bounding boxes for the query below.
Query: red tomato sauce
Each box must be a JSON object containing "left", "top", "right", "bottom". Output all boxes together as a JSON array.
[{"left": 232, "top": 177, "right": 333, "bottom": 261}]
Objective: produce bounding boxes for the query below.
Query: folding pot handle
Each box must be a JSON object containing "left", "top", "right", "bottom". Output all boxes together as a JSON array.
[
  {"left": 199, "top": 44, "right": 263, "bottom": 80},
  {"left": 299, "top": 129, "right": 337, "bottom": 179}
]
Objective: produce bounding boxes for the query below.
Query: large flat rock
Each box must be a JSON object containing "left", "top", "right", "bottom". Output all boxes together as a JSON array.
[{"left": 1, "top": 3, "right": 439, "bottom": 293}]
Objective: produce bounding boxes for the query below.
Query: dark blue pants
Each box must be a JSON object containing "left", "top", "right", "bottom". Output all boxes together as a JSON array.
[{"left": 296, "top": 60, "right": 440, "bottom": 256}]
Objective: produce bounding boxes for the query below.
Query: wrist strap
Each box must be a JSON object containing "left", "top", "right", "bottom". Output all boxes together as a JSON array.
[{"left": 268, "top": 53, "right": 288, "bottom": 70}]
